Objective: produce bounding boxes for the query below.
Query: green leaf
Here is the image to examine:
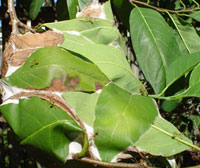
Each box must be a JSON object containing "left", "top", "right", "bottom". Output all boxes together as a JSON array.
[
  {"left": 0, "top": 97, "right": 82, "bottom": 162},
  {"left": 67, "top": 0, "right": 79, "bottom": 19},
  {"left": 168, "top": 14, "right": 200, "bottom": 53},
  {"left": 130, "top": 7, "right": 181, "bottom": 94},
  {"left": 29, "top": 0, "right": 44, "bottom": 20},
  {"left": 68, "top": 44, "right": 144, "bottom": 94},
  {"left": 94, "top": 83, "right": 158, "bottom": 161},
  {"left": 60, "top": 27, "right": 126, "bottom": 53},
  {"left": 190, "top": 11, "right": 200, "bottom": 22},
  {"left": 166, "top": 51, "right": 200, "bottom": 87},
  {"left": 135, "top": 117, "right": 192, "bottom": 156},
  {"left": 112, "top": 0, "right": 132, "bottom": 28},
  {"left": 189, "top": 63, "right": 200, "bottom": 86},
  {"left": 62, "top": 92, "right": 99, "bottom": 126},
  {"left": 161, "top": 98, "right": 182, "bottom": 112},
  {"left": 45, "top": 19, "right": 125, "bottom": 52},
  {"left": 3, "top": 46, "right": 109, "bottom": 91},
  {"left": 103, "top": 1, "right": 114, "bottom": 21},
  {"left": 56, "top": 0, "right": 69, "bottom": 20},
  {"left": 44, "top": 18, "right": 114, "bottom": 32}
]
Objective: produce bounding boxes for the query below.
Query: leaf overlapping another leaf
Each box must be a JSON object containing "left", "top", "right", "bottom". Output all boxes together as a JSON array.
[
  {"left": 0, "top": 97, "right": 83, "bottom": 162},
  {"left": 3, "top": 46, "right": 109, "bottom": 91},
  {"left": 94, "top": 83, "right": 158, "bottom": 161},
  {"left": 130, "top": 7, "right": 181, "bottom": 94}
]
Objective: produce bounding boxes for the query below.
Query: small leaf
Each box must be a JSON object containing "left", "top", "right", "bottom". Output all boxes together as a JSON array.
[
  {"left": 190, "top": 11, "right": 200, "bottom": 22},
  {"left": 135, "top": 117, "right": 192, "bottom": 156},
  {"left": 130, "top": 7, "right": 181, "bottom": 94},
  {"left": 3, "top": 46, "right": 109, "bottom": 91},
  {"left": 29, "top": 0, "right": 44, "bottom": 20},
  {"left": 0, "top": 97, "right": 82, "bottom": 162},
  {"left": 94, "top": 83, "right": 158, "bottom": 161},
  {"left": 62, "top": 92, "right": 99, "bottom": 126}
]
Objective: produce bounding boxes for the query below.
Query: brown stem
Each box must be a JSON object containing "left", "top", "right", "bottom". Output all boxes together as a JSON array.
[
  {"left": 76, "top": 157, "right": 147, "bottom": 168},
  {"left": 130, "top": 0, "right": 200, "bottom": 13},
  {"left": 7, "top": 0, "right": 36, "bottom": 34}
]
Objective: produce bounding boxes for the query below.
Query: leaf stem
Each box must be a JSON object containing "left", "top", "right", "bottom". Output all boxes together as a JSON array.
[
  {"left": 7, "top": 0, "right": 36, "bottom": 34},
  {"left": 193, "top": 0, "right": 200, "bottom": 8},
  {"left": 151, "top": 124, "right": 200, "bottom": 151},
  {"left": 129, "top": 0, "right": 200, "bottom": 13},
  {"left": 179, "top": 0, "right": 186, "bottom": 10},
  {"left": 77, "top": 133, "right": 89, "bottom": 158}
]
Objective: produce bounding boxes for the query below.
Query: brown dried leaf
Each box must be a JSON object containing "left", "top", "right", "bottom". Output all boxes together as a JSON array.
[
  {"left": 10, "top": 49, "right": 35, "bottom": 66},
  {"left": 10, "top": 31, "right": 64, "bottom": 49}
]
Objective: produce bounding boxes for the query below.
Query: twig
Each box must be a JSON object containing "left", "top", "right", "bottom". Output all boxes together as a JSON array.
[
  {"left": 76, "top": 157, "right": 147, "bottom": 168},
  {"left": 7, "top": 0, "right": 36, "bottom": 34},
  {"left": 130, "top": 0, "right": 200, "bottom": 13}
]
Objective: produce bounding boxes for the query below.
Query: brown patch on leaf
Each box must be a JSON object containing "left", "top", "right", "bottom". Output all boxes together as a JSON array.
[
  {"left": 95, "top": 82, "right": 103, "bottom": 90},
  {"left": 10, "top": 31, "right": 64, "bottom": 49},
  {"left": 69, "top": 77, "right": 80, "bottom": 87},
  {"left": 44, "top": 78, "right": 69, "bottom": 92}
]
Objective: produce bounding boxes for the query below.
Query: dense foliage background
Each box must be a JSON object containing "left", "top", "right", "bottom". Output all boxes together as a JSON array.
[{"left": 0, "top": 0, "right": 200, "bottom": 167}]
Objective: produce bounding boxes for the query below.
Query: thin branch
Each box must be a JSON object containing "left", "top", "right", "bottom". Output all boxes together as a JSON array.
[
  {"left": 7, "top": 0, "right": 36, "bottom": 34},
  {"left": 130, "top": 0, "right": 200, "bottom": 13},
  {"left": 76, "top": 157, "right": 147, "bottom": 168}
]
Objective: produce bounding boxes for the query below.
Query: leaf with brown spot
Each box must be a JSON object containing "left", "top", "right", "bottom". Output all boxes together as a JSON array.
[{"left": 3, "top": 46, "right": 109, "bottom": 92}]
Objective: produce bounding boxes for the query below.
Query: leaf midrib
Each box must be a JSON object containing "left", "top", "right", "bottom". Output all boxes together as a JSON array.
[
  {"left": 21, "top": 120, "right": 72, "bottom": 144},
  {"left": 136, "top": 7, "right": 166, "bottom": 72},
  {"left": 168, "top": 13, "right": 191, "bottom": 54}
]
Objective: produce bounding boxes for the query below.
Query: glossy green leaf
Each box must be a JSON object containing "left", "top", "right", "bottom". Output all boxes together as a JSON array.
[
  {"left": 45, "top": 18, "right": 125, "bottom": 52},
  {"left": 69, "top": 44, "right": 144, "bottom": 94},
  {"left": 29, "top": 0, "right": 44, "bottom": 20},
  {"left": 173, "top": 29, "right": 188, "bottom": 55},
  {"left": 130, "top": 7, "right": 181, "bottom": 94},
  {"left": 67, "top": 0, "right": 79, "bottom": 19},
  {"left": 0, "top": 97, "right": 82, "bottom": 162},
  {"left": 94, "top": 83, "right": 158, "bottom": 161},
  {"left": 62, "top": 92, "right": 99, "bottom": 126},
  {"left": 135, "top": 117, "right": 192, "bottom": 156},
  {"left": 166, "top": 51, "right": 200, "bottom": 87},
  {"left": 60, "top": 27, "right": 126, "bottom": 54},
  {"left": 44, "top": 18, "right": 113, "bottom": 32},
  {"left": 168, "top": 14, "right": 200, "bottom": 53},
  {"left": 189, "top": 63, "right": 200, "bottom": 86},
  {"left": 3, "top": 46, "right": 109, "bottom": 91},
  {"left": 190, "top": 11, "right": 200, "bottom": 22}
]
